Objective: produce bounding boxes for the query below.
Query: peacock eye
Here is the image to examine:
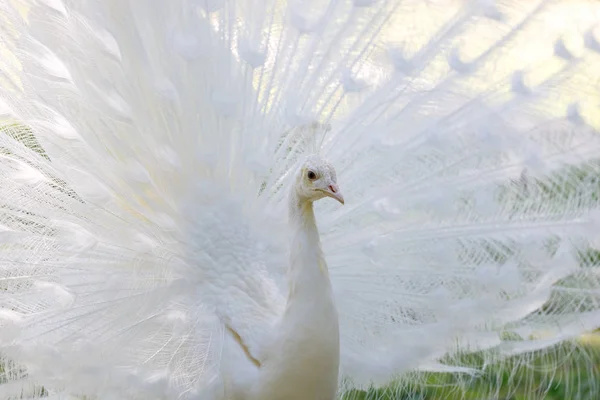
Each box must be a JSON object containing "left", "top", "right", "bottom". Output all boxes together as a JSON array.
[{"left": 307, "top": 170, "right": 317, "bottom": 180}]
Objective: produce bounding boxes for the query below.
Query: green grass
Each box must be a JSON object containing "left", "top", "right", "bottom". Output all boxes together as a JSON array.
[{"left": 342, "top": 334, "right": 600, "bottom": 399}]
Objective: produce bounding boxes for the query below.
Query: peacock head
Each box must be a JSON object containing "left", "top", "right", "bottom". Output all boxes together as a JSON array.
[{"left": 295, "top": 155, "right": 344, "bottom": 205}]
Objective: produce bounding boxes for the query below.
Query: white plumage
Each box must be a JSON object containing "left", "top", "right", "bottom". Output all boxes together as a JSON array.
[{"left": 0, "top": 0, "right": 600, "bottom": 399}]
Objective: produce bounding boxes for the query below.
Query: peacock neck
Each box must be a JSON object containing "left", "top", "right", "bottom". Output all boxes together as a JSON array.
[{"left": 287, "top": 193, "right": 331, "bottom": 293}]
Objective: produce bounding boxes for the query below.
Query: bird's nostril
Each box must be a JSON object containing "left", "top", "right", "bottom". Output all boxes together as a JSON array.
[{"left": 329, "top": 185, "right": 336, "bottom": 193}]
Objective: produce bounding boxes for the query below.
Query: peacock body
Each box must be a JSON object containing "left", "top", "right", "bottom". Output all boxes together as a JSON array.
[{"left": 1, "top": 0, "right": 600, "bottom": 399}]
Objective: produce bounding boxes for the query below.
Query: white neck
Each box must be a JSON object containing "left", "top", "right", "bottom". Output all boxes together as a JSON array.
[
  {"left": 250, "top": 190, "right": 339, "bottom": 400},
  {"left": 287, "top": 193, "right": 330, "bottom": 294}
]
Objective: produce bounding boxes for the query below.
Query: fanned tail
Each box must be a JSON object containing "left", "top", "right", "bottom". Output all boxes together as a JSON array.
[
  {"left": 0, "top": 1, "right": 290, "bottom": 397},
  {"left": 1, "top": 0, "right": 600, "bottom": 399},
  {"left": 316, "top": 0, "right": 600, "bottom": 396}
]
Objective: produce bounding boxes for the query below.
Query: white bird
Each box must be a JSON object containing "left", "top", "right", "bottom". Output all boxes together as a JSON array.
[{"left": 1, "top": 0, "right": 600, "bottom": 399}]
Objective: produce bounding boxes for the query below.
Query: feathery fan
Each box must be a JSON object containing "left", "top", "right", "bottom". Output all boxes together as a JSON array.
[{"left": 1, "top": 0, "right": 600, "bottom": 399}]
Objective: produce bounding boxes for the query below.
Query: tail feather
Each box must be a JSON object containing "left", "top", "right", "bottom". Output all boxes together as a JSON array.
[{"left": 1, "top": 0, "right": 600, "bottom": 398}]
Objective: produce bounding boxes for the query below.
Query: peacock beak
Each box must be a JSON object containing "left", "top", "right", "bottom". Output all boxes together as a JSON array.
[{"left": 324, "top": 184, "right": 344, "bottom": 205}]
